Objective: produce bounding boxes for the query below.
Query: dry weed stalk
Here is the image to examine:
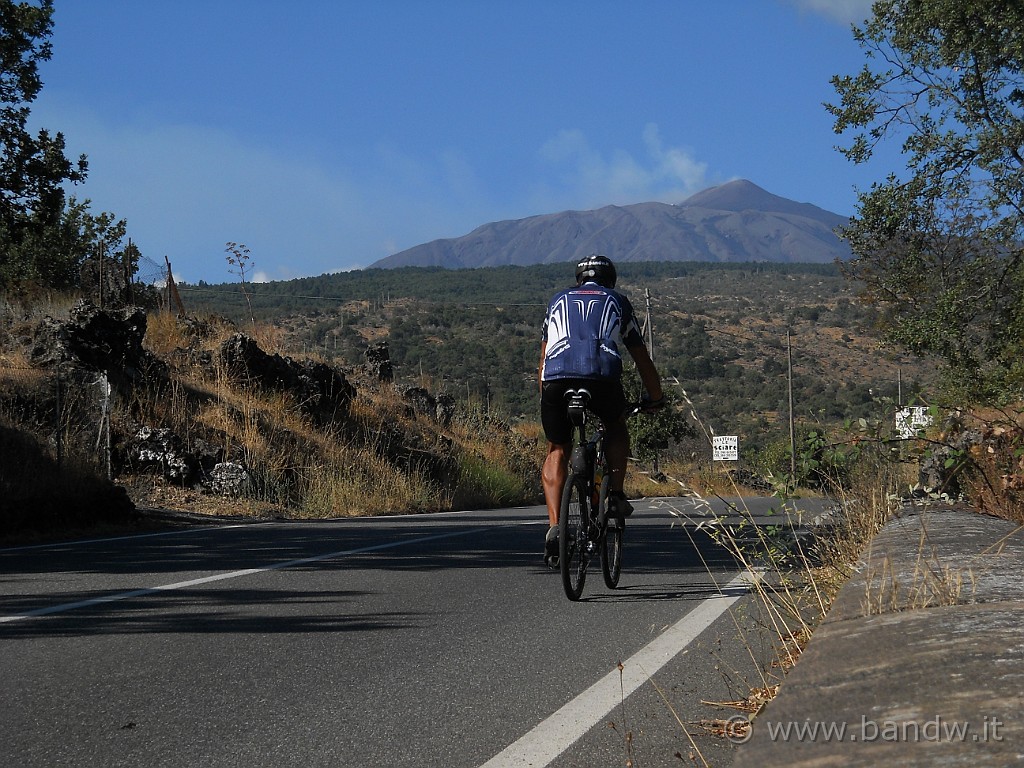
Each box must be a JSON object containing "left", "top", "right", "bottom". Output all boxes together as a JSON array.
[
  {"left": 651, "top": 382, "right": 907, "bottom": 750},
  {"left": 701, "top": 684, "right": 780, "bottom": 714},
  {"left": 861, "top": 522, "right": 976, "bottom": 615}
]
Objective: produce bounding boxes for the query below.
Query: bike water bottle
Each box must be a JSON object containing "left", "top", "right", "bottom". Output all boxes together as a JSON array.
[{"left": 592, "top": 465, "right": 602, "bottom": 508}]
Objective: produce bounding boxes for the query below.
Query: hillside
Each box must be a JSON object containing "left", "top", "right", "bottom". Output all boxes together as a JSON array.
[
  {"left": 182, "top": 261, "right": 940, "bottom": 445},
  {"left": 2, "top": 261, "right": 942, "bottom": 539},
  {"left": 370, "top": 180, "right": 851, "bottom": 269},
  {"left": 0, "top": 297, "right": 543, "bottom": 538}
]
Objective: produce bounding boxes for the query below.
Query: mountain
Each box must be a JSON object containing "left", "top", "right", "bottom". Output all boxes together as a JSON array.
[{"left": 369, "top": 179, "right": 852, "bottom": 269}]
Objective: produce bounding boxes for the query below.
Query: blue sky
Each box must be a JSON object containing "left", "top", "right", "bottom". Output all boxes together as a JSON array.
[{"left": 30, "top": 0, "right": 892, "bottom": 284}]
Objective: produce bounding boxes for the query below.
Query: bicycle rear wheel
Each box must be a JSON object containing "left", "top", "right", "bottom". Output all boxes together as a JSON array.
[{"left": 559, "top": 476, "right": 590, "bottom": 601}]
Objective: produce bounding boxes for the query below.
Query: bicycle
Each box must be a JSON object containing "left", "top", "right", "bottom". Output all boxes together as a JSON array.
[{"left": 557, "top": 388, "right": 641, "bottom": 601}]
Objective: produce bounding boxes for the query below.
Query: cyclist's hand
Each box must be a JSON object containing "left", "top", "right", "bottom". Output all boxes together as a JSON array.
[{"left": 640, "top": 394, "right": 666, "bottom": 414}]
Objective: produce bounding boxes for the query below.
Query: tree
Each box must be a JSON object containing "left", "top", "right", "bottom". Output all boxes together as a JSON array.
[
  {"left": 0, "top": 0, "right": 126, "bottom": 291},
  {"left": 28, "top": 196, "right": 126, "bottom": 284},
  {"left": 828, "top": 0, "right": 1024, "bottom": 401},
  {"left": 621, "top": 368, "right": 696, "bottom": 470}
]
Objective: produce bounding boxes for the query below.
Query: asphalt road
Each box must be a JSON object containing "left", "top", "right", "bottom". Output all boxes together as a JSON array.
[{"left": 1, "top": 496, "right": 832, "bottom": 768}]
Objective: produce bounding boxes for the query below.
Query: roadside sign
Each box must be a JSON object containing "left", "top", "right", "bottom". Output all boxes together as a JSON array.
[
  {"left": 712, "top": 435, "right": 739, "bottom": 462},
  {"left": 896, "top": 406, "right": 932, "bottom": 439}
]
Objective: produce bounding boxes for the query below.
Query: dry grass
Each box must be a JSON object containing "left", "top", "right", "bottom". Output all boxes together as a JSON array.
[
  {"left": 1, "top": 297, "right": 139, "bottom": 537},
  {"left": 0, "top": 303, "right": 535, "bottom": 523},
  {"left": 642, "top": 387, "right": 913, "bottom": 762},
  {"left": 1, "top": 291, "right": 79, "bottom": 327},
  {"left": 118, "top": 310, "right": 541, "bottom": 518},
  {"left": 861, "top": 520, "right": 977, "bottom": 615},
  {"left": 9, "top": 302, "right": 683, "bottom": 524}
]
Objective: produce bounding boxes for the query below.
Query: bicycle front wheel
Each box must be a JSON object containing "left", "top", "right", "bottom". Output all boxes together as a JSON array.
[
  {"left": 559, "top": 476, "right": 590, "bottom": 601},
  {"left": 602, "top": 519, "right": 624, "bottom": 588},
  {"left": 597, "top": 473, "right": 623, "bottom": 588}
]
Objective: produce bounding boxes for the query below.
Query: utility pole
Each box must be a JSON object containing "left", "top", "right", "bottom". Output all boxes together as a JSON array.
[
  {"left": 644, "top": 288, "right": 654, "bottom": 362},
  {"left": 164, "top": 256, "right": 186, "bottom": 316},
  {"left": 98, "top": 240, "right": 105, "bottom": 309},
  {"left": 787, "top": 330, "right": 796, "bottom": 481}
]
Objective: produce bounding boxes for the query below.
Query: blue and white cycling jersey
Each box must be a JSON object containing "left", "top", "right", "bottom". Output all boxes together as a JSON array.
[{"left": 541, "top": 281, "right": 644, "bottom": 381}]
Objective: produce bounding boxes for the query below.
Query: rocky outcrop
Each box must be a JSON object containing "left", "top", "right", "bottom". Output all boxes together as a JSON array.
[
  {"left": 30, "top": 299, "right": 166, "bottom": 382},
  {"left": 364, "top": 341, "right": 393, "bottom": 382},
  {"left": 25, "top": 307, "right": 362, "bottom": 499},
  {"left": 401, "top": 387, "right": 456, "bottom": 426},
  {"left": 12, "top": 301, "right": 495, "bottom": 514},
  {"left": 918, "top": 430, "right": 980, "bottom": 498},
  {"left": 219, "top": 332, "right": 355, "bottom": 415},
  {"left": 121, "top": 424, "right": 252, "bottom": 495},
  {"left": 124, "top": 426, "right": 222, "bottom": 485},
  {"left": 115, "top": 331, "right": 359, "bottom": 494}
]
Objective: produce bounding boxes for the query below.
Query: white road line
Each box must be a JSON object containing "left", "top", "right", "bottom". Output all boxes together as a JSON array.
[
  {"left": 0, "top": 526, "right": 495, "bottom": 624},
  {"left": 479, "top": 570, "right": 755, "bottom": 768},
  {"left": 0, "top": 509, "right": 491, "bottom": 555},
  {"left": 0, "top": 524, "right": 254, "bottom": 553}
]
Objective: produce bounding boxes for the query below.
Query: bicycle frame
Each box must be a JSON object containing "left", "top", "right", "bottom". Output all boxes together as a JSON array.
[
  {"left": 566, "top": 390, "right": 610, "bottom": 532},
  {"left": 558, "top": 387, "right": 629, "bottom": 600},
  {"left": 565, "top": 389, "right": 642, "bottom": 525}
]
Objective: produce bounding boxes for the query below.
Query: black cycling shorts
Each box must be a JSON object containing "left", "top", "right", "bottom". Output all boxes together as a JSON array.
[{"left": 541, "top": 378, "right": 628, "bottom": 445}]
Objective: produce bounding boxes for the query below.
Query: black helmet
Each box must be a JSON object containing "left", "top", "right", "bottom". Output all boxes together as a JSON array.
[{"left": 575, "top": 254, "right": 617, "bottom": 288}]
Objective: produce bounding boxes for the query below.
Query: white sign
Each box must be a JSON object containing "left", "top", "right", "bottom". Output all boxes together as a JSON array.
[
  {"left": 896, "top": 407, "right": 932, "bottom": 439},
  {"left": 713, "top": 436, "right": 739, "bottom": 462}
]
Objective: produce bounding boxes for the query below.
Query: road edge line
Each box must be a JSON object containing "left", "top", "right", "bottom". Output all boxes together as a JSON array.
[{"left": 479, "top": 570, "right": 755, "bottom": 768}]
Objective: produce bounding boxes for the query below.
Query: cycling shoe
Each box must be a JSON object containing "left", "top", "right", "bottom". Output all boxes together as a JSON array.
[
  {"left": 607, "top": 491, "right": 633, "bottom": 519},
  {"left": 544, "top": 525, "right": 559, "bottom": 569}
]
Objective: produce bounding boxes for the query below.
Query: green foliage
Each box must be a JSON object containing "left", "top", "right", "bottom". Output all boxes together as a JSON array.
[
  {"left": 453, "top": 453, "right": 533, "bottom": 508},
  {"left": 178, "top": 261, "right": 842, "bottom": 318},
  {"left": 794, "top": 428, "right": 860, "bottom": 491},
  {"left": 0, "top": 0, "right": 129, "bottom": 292},
  {"left": 744, "top": 439, "right": 791, "bottom": 478},
  {"left": 181, "top": 260, "right": 932, "bottom": 464},
  {"left": 829, "top": 0, "right": 1024, "bottom": 403},
  {"left": 621, "top": 368, "right": 696, "bottom": 465}
]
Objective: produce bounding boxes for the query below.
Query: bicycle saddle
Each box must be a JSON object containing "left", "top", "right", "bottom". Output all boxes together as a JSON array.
[{"left": 565, "top": 388, "right": 591, "bottom": 427}]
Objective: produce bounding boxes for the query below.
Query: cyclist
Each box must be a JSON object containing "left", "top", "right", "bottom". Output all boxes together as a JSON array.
[{"left": 539, "top": 254, "right": 664, "bottom": 564}]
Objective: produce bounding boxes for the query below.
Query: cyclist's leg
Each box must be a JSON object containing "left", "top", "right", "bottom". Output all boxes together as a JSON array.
[
  {"left": 603, "top": 417, "right": 634, "bottom": 518},
  {"left": 541, "top": 381, "right": 574, "bottom": 557},
  {"left": 604, "top": 415, "right": 630, "bottom": 494},
  {"left": 589, "top": 380, "right": 634, "bottom": 518},
  {"left": 543, "top": 441, "right": 569, "bottom": 526}
]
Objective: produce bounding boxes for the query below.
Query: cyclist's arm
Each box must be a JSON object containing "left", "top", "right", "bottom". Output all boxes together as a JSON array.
[
  {"left": 619, "top": 297, "right": 662, "bottom": 402},
  {"left": 625, "top": 341, "right": 664, "bottom": 402},
  {"left": 538, "top": 340, "right": 547, "bottom": 395}
]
